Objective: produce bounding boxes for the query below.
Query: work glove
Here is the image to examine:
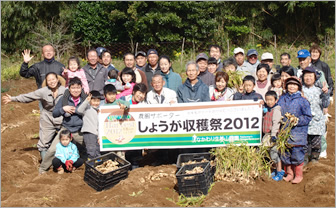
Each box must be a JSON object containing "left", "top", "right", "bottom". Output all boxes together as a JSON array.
[
  {"left": 271, "top": 136, "right": 277, "bottom": 143},
  {"left": 65, "top": 160, "right": 73, "bottom": 171}
]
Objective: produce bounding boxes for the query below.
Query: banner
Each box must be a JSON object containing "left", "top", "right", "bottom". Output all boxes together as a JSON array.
[{"left": 99, "top": 100, "right": 262, "bottom": 151}]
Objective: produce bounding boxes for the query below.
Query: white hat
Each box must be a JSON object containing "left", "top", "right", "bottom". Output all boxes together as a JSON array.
[
  {"left": 261, "top": 52, "right": 274, "bottom": 60},
  {"left": 233, "top": 47, "right": 244, "bottom": 55}
]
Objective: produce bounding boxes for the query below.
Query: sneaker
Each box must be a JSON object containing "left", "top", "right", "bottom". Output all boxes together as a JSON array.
[
  {"left": 271, "top": 170, "right": 277, "bottom": 177},
  {"left": 57, "top": 167, "right": 64, "bottom": 174},
  {"left": 319, "top": 150, "right": 327, "bottom": 158},
  {"left": 272, "top": 170, "right": 285, "bottom": 181}
]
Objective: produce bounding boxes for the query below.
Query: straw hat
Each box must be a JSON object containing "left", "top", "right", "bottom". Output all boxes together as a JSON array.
[{"left": 42, "top": 74, "right": 66, "bottom": 88}]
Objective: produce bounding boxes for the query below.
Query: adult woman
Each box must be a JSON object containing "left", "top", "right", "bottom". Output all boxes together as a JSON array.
[
  {"left": 159, "top": 55, "right": 182, "bottom": 92},
  {"left": 310, "top": 44, "right": 334, "bottom": 96},
  {"left": 254, "top": 63, "right": 271, "bottom": 100},
  {"left": 279, "top": 66, "right": 295, "bottom": 88},
  {"left": 209, "top": 71, "right": 234, "bottom": 101},
  {"left": 2, "top": 72, "right": 66, "bottom": 160}
]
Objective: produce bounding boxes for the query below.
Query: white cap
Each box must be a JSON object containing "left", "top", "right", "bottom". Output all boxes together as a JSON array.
[
  {"left": 233, "top": 47, "right": 244, "bottom": 55},
  {"left": 261, "top": 52, "right": 274, "bottom": 60}
]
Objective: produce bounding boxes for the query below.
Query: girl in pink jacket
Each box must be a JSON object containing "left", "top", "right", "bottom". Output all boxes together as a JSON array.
[{"left": 62, "top": 56, "right": 90, "bottom": 94}]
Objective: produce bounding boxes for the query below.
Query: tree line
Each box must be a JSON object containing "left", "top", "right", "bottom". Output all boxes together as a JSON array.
[{"left": 1, "top": 1, "right": 335, "bottom": 56}]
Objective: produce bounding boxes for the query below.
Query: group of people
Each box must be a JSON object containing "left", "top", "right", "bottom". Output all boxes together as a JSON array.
[{"left": 2, "top": 43, "right": 333, "bottom": 184}]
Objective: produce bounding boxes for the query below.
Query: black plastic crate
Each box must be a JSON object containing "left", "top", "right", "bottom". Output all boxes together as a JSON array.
[
  {"left": 84, "top": 152, "right": 131, "bottom": 191},
  {"left": 176, "top": 152, "right": 213, "bottom": 171},
  {"left": 176, "top": 162, "right": 213, "bottom": 197}
]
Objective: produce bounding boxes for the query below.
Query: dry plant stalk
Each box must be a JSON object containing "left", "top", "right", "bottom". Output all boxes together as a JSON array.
[
  {"left": 210, "top": 143, "right": 271, "bottom": 184},
  {"left": 226, "top": 71, "right": 244, "bottom": 90},
  {"left": 276, "top": 112, "right": 298, "bottom": 155}
]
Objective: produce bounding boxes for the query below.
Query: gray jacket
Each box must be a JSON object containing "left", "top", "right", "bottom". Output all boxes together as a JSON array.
[
  {"left": 11, "top": 86, "right": 66, "bottom": 126},
  {"left": 198, "top": 70, "right": 215, "bottom": 86},
  {"left": 83, "top": 63, "right": 108, "bottom": 95},
  {"left": 77, "top": 99, "right": 98, "bottom": 135}
]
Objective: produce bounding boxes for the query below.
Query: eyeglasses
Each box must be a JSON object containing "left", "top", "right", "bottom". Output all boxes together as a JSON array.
[{"left": 249, "top": 55, "right": 257, "bottom": 59}]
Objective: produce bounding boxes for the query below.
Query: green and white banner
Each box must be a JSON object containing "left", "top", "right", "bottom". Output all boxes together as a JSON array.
[{"left": 99, "top": 100, "right": 262, "bottom": 151}]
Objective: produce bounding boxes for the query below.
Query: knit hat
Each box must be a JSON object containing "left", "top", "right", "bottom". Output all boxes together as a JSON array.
[{"left": 285, "top": 76, "right": 302, "bottom": 91}]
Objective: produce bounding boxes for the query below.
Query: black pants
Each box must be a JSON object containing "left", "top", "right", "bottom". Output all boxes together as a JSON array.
[{"left": 52, "top": 157, "right": 84, "bottom": 172}]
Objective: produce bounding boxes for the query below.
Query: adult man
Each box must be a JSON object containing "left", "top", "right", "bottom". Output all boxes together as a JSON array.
[
  {"left": 82, "top": 49, "right": 108, "bottom": 96},
  {"left": 135, "top": 51, "right": 148, "bottom": 71},
  {"left": 260, "top": 52, "right": 277, "bottom": 76},
  {"left": 146, "top": 74, "right": 177, "bottom": 104},
  {"left": 196, "top": 53, "right": 215, "bottom": 86},
  {"left": 209, "top": 44, "right": 223, "bottom": 71},
  {"left": 234, "top": 47, "right": 253, "bottom": 76},
  {"left": 144, "top": 49, "right": 161, "bottom": 91},
  {"left": 177, "top": 61, "right": 210, "bottom": 103},
  {"left": 245, "top": 49, "right": 260, "bottom": 75},
  {"left": 297, "top": 49, "right": 327, "bottom": 82},
  {"left": 275, "top": 53, "right": 297, "bottom": 76},
  {"left": 20, "top": 44, "right": 64, "bottom": 89},
  {"left": 96, "top": 47, "right": 106, "bottom": 65},
  {"left": 122, "top": 53, "right": 148, "bottom": 89},
  {"left": 101, "top": 49, "right": 119, "bottom": 72}
]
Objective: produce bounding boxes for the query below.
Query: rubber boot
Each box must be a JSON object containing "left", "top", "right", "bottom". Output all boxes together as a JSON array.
[
  {"left": 292, "top": 163, "right": 304, "bottom": 184},
  {"left": 283, "top": 165, "right": 294, "bottom": 182}
]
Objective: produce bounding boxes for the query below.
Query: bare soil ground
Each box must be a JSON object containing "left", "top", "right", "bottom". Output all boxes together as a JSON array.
[{"left": 1, "top": 78, "right": 335, "bottom": 207}]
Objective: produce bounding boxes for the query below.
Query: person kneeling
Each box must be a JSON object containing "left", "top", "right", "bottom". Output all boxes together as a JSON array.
[{"left": 52, "top": 130, "right": 84, "bottom": 174}]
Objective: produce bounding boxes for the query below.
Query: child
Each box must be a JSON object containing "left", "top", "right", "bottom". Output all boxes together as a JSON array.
[
  {"left": 207, "top": 57, "right": 218, "bottom": 74},
  {"left": 209, "top": 71, "right": 234, "bottom": 101},
  {"left": 262, "top": 91, "right": 283, "bottom": 181},
  {"left": 270, "top": 72, "right": 283, "bottom": 98},
  {"left": 77, "top": 90, "right": 102, "bottom": 160},
  {"left": 52, "top": 129, "right": 84, "bottom": 174},
  {"left": 116, "top": 67, "right": 136, "bottom": 99},
  {"left": 277, "top": 76, "right": 312, "bottom": 184},
  {"left": 301, "top": 67, "right": 329, "bottom": 164},
  {"left": 105, "top": 69, "right": 124, "bottom": 92},
  {"left": 101, "top": 84, "right": 130, "bottom": 159},
  {"left": 233, "top": 75, "right": 263, "bottom": 101},
  {"left": 62, "top": 56, "right": 90, "bottom": 94}
]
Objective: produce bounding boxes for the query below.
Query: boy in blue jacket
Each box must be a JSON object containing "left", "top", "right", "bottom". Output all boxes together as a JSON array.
[
  {"left": 53, "top": 129, "right": 84, "bottom": 174},
  {"left": 278, "top": 76, "right": 312, "bottom": 184}
]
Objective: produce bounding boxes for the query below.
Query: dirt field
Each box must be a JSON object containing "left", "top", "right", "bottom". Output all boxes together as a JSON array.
[{"left": 1, "top": 78, "right": 335, "bottom": 207}]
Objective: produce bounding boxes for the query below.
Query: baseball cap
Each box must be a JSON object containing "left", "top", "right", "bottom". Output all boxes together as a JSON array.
[
  {"left": 233, "top": 47, "right": 244, "bottom": 55},
  {"left": 297, "top": 49, "right": 310, "bottom": 58},
  {"left": 96, "top": 47, "right": 106, "bottom": 58},
  {"left": 302, "top": 66, "right": 317, "bottom": 75},
  {"left": 261, "top": 52, "right": 274, "bottom": 60},
  {"left": 135, "top": 51, "right": 146, "bottom": 58},
  {"left": 247, "top": 49, "right": 258, "bottom": 57},
  {"left": 147, "top": 49, "right": 158, "bottom": 56},
  {"left": 196, "top": 53, "right": 209, "bottom": 62}
]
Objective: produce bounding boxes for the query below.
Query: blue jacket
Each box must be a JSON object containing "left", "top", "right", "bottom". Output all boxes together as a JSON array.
[
  {"left": 53, "top": 95, "right": 83, "bottom": 133},
  {"left": 177, "top": 78, "right": 210, "bottom": 103},
  {"left": 55, "top": 142, "right": 80, "bottom": 164},
  {"left": 233, "top": 90, "right": 263, "bottom": 101},
  {"left": 277, "top": 92, "right": 312, "bottom": 146},
  {"left": 161, "top": 69, "right": 182, "bottom": 92}
]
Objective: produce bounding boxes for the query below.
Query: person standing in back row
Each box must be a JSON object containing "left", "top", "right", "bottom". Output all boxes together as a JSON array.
[
  {"left": 20, "top": 44, "right": 65, "bottom": 89},
  {"left": 144, "top": 49, "right": 161, "bottom": 91}
]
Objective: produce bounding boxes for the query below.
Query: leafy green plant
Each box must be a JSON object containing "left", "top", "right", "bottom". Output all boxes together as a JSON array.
[
  {"left": 167, "top": 194, "right": 206, "bottom": 207},
  {"left": 211, "top": 142, "right": 272, "bottom": 184}
]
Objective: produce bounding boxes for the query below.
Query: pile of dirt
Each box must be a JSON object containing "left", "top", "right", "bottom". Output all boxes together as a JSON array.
[{"left": 1, "top": 78, "right": 335, "bottom": 207}]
